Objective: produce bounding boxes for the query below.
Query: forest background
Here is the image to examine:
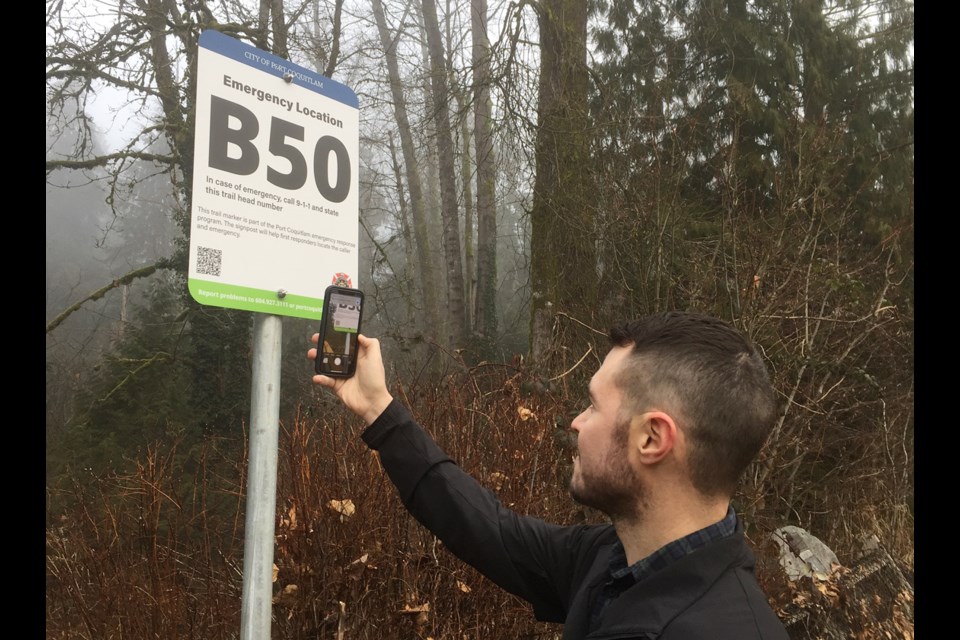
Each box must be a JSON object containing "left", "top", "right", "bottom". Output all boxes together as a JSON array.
[{"left": 45, "top": 0, "right": 913, "bottom": 637}]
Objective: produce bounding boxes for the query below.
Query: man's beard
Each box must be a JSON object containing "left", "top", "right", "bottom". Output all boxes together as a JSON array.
[{"left": 569, "top": 418, "right": 646, "bottom": 522}]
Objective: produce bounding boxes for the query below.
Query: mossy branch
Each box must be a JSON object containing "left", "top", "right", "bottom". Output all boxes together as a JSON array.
[{"left": 46, "top": 262, "right": 171, "bottom": 334}]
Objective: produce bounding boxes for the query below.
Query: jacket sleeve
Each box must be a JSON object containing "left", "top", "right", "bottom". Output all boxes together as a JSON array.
[{"left": 361, "top": 399, "right": 608, "bottom": 622}]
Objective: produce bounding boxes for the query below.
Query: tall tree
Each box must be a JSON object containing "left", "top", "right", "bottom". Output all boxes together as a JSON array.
[
  {"left": 422, "top": 0, "right": 468, "bottom": 348},
  {"left": 371, "top": 0, "right": 443, "bottom": 341},
  {"left": 529, "top": 0, "right": 594, "bottom": 368},
  {"left": 303, "top": 0, "right": 344, "bottom": 78},
  {"left": 471, "top": 0, "right": 499, "bottom": 357}
]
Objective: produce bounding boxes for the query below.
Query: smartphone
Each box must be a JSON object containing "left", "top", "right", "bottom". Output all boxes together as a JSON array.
[{"left": 315, "top": 285, "right": 365, "bottom": 378}]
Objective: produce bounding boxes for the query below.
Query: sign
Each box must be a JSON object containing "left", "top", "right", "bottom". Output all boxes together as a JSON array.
[{"left": 188, "top": 30, "right": 359, "bottom": 319}]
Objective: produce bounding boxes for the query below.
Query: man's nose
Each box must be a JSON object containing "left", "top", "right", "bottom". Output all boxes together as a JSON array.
[{"left": 569, "top": 409, "right": 586, "bottom": 432}]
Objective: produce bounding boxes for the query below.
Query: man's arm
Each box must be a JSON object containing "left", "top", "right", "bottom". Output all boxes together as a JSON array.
[{"left": 308, "top": 334, "right": 609, "bottom": 621}]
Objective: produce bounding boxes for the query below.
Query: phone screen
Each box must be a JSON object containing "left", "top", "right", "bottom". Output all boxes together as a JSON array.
[{"left": 316, "top": 287, "right": 364, "bottom": 377}]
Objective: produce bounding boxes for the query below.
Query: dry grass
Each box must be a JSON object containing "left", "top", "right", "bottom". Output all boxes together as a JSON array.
[{"left": 46, "top": 365, "right": 912, "bottom": 639}]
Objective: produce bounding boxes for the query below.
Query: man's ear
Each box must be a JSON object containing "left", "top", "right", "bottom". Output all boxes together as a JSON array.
[{"left": 629, "top": 411, "right": 679, "bottom": 465}]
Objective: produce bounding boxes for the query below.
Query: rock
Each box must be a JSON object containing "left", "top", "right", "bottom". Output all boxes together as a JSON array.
[{"left": 770, "top": 525, "right": 840, "bottom": 581}]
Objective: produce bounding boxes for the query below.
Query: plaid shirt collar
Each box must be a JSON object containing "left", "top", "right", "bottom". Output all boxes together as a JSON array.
[
  {"left": 609, "top": 505, "right": 739, "bottom": 584},
  {"left": 589, "top": 505, "right": 739, "bottom": 632}
]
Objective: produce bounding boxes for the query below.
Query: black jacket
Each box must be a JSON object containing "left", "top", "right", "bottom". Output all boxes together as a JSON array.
[{"left": 362, "top": 400, "right": 789, "bottom": 640}]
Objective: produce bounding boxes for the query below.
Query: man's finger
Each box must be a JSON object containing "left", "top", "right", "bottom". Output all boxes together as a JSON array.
[
  {"left": 357, "top": 334, "right": 379, "bottom": 353},
  {"left": 313, "top": 374, "right": 336, "bottom": 388}
]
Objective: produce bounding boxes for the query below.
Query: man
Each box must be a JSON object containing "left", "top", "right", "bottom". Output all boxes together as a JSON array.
[{"left": 308, "top": 311, "right": 789, "bottom": 639}]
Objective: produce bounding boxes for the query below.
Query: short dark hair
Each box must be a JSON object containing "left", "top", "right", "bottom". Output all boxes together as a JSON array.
[{"left": 609, "top": 311, "right": 778, "bottom": 497}]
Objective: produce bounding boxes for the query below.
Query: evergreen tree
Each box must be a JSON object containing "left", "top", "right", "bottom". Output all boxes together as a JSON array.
[{"left": 586, "top": 0, "right": 913, "bottom": 552}]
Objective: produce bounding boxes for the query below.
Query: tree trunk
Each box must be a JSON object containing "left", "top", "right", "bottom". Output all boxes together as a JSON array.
[
  {"left": 271, "top": 0, "right": 288, "bottom": 59},
  {"left": 472, "top": 0, "right": 498, "bottom": 359},
  {"left": 388, "top": 134, "right": 416, "bottom": 293},
  {"left": 460, "top": 108, "right": 475, "bottom": 336},
  {"left": 529, "top": 0, "right": 593, "bottom": 368},
  {"left": 421, "top": 0, "right": 468, "bottom": 349},
  {"left": 256, "top": 0, "right": 272, "bottom": 51},
  {"left": 306, "top": 0, "right": 344, "bottom": 79}
]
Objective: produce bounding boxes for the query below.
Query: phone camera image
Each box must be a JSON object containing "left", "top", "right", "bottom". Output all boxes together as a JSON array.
[{"left": 316, "top": 286, "right": 364, "bottom": 378}]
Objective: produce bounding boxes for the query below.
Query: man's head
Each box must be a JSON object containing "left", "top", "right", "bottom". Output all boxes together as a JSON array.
[{"left": 569, "top": 312, "right": 778, "bottom": 516}]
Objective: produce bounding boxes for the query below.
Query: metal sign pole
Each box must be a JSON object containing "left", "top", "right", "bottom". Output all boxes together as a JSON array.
[
  {"left": 240, "top": 313, "right": 283, "bottom": 639},
  {"left": 188, "top": 33, "right": 358, "bottom": 636}
]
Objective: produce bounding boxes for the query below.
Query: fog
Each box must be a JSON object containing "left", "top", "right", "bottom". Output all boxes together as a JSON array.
[{"left": 45, "top": 102, "right": 179, "bottom": 437}]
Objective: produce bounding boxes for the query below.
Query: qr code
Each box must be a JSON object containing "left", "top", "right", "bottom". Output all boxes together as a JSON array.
[{"left": 196, "top": 246, "right": 222, "bottom": 277}]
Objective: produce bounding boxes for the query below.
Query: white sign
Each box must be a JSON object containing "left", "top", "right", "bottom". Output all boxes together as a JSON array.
[{"left": 188, "top": 30, "right": 360, "bottom": 319}]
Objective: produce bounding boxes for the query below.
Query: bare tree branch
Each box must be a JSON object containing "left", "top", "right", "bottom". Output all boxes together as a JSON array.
[{"left": 46, "top": 152, "right": 176, "bottom": 173}]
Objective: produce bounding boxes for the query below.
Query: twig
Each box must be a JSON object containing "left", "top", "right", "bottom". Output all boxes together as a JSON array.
[
  {"left": 554, "top": 312, "right": 607, "bottom": 337},
  {"left": 549, "top": 345, "right": 592, "bottom": 382}
]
